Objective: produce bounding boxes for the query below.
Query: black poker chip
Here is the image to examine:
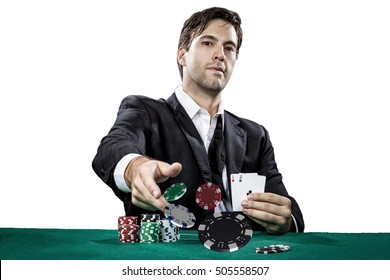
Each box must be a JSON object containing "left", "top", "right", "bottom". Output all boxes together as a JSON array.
[{"left": 198, "top": 212, "right": 253, "bottom": 252}]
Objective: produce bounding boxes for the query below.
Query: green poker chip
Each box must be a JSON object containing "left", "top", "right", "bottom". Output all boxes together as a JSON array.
[{"left": 163, "top": 183, "right": 187, "bottom": 202}]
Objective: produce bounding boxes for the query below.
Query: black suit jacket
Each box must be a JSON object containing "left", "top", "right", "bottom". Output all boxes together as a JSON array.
[{"left": 92, "top": 94, "right": 304, "bottom": 232}]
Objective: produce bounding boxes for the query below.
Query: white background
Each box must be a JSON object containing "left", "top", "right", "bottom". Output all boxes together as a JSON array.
[{"left": 1, "top": 0, "right": 389, "bottom": 233}]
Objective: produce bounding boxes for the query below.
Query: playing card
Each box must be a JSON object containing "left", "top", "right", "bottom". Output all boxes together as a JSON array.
[{"left": 230, "top": 173, "right": 266, "bottom": 211}]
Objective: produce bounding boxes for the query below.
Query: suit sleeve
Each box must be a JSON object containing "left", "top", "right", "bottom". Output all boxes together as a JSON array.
[
  {"left": 92, "top": 95, "right": 150, "bottom": 201},
  {"left": 258, "top": 127, "right": 305, "bottom": 232}
]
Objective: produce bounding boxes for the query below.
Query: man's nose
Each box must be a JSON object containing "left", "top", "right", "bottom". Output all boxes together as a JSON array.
[{"left": 213, "top": 46, "right": 225, "bottom": 61}]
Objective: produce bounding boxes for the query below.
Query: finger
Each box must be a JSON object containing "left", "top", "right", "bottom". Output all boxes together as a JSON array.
[
  {"left": 248, "top": 192, "right": 291, "bottom": 207},
  {"left": 242, "top": 203, "right": 282, "bottom": 224},
  {"left": 131, "top": 177, "right": 168, "bottom": 211},
  {"left": 242, "top": 198, "right": 292, "bottom": 234},
  {"left": 143, "top": 174, "right": 163, "bottom": 198},
  {"left": 246, "top": 215, "right": 268, "bottom": 228},
  {"left": 246, "top": 200, "right": 290, "bottom": 217},
  {"left": 133, "top": 195, "right": 168, "bottom": 211},
  {"left": 131, "top": 175, "right": 161, "bottom": 207},
  {"left": 247, "top": 215, "right": 285, "bottom": 234},
  {"left": 243, "top": 207, "right": 288, "bottom": 234},
  {"left": 142, "top": 161, "right": 182, "bottom": 199},
  {"left": 132, "top": 199, "right": 159, "bottom": 211},
  {"left": 155, "top": 162, "right": 182, "bottom": 183},
  {"left": 136, "top": 161, "right": 165, "bottom": 198},
  {"left": 131, "top": 160, "right": 180, "bottom": 209}
]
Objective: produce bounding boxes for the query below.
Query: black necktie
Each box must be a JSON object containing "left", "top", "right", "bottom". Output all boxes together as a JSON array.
[{"left": 208, "top": 115, "right": 226, "bottom": 199}]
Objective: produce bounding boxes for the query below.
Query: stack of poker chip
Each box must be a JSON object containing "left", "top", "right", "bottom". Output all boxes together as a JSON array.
[
  {"left": 139, "top": 214, "right": 161, "bottom": 243},
  {"left": 158, "top": 219, "right": 180, "bottom": 242},
  {"left": 140, "top": 214, "right": 160, "bottom": 224},
  {"left": 118, "top": 216, "right": 139, "bottom": 243},
  {"left": 255, "top": 244, "right": 291, "bottom": 254},
  {"left": 139, "top": 221, "right": 160, "bottom": 243}
]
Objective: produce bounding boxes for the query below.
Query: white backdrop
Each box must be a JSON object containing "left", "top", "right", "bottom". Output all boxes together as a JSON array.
[{"left": 1, "top": 0, "right": 389, "bottom": 233}]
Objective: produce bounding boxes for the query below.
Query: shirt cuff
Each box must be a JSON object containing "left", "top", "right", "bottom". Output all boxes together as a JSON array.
[
  {"left": 113, "top": 153, "right": 142, "bottom": 193},
  {"left": 291, "top": 214, "right": 299, "bottom": 232}
]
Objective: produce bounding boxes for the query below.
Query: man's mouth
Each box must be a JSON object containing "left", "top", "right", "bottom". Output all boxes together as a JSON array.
[{"left": 208, "top": 66, "right": 225, "bottom": 74}]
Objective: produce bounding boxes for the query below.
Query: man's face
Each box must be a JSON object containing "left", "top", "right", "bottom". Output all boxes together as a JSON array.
[{"left": 179, "top": 19, "right": 238, "bottom": 95}]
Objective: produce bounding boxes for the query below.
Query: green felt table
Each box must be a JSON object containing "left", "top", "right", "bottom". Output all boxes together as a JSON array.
[{"left": 0, "top": 228, "right": 389, "bottom": 260}]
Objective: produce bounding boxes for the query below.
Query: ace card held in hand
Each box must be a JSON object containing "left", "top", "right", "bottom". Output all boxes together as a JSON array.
[{"left": 230, "top": 173, "right": 266, "bottom": 211}]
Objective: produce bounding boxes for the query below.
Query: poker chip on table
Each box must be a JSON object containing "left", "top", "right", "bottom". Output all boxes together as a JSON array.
[
  {"left": 255, "top": 244, "right": 291, "bottom": 254},
  {"left": 118, "top": 215, "right": 137, "bottom": 223},
  {"left": 164, "top": 203, "right": 196, "bottom": 228},
  {"left": 139, "top": 221, "right": 160, "bottom": 243},
  {"left": 195, "top": 182, "right": 222, "bottom": 210},
  {"left": 117, "top": 216, "right": 139, "bottom": 243},
  {"left": 141, "top": 213, "right": 160, "bottom": 224},
  {"left": 198, "top": 212, "right": 253, "bottom": 252},
  {"left": 159, "top": 219, "right": 180, "bottom": 242},
  {"left": 163, "top": 182, "right": 187, "bottom": 202}
]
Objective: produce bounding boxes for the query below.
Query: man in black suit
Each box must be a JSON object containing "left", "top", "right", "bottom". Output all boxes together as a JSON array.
[{"left": 92, "top": 7, "right": 304, "bottom": 234}]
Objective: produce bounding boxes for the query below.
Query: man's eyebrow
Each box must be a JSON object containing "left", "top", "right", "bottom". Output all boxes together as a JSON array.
[{"left": 198, "top": 34, "right": 237, "bottom": 48}]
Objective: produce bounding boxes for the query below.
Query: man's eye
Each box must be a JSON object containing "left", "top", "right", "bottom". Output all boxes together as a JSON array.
[
  {"left": 203, "top": 41, "right": 211, "bottom": 46},
  {"left": 225, "top": 46, "right": 235, "bottom": 52}
]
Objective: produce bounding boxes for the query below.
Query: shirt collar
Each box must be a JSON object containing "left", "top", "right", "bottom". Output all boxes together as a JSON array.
[{"left": 174, "top": 84, "right": 224, "bottom": 119}]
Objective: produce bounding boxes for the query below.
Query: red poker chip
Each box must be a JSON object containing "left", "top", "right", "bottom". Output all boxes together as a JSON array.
[
  {"left": 118, "top": 217, "right": 137, "bottom": 220},
  {"left": 118, "top": 215, "right": 138, "bottom": 219},
  {"left": 118, "top": 220, "right": 137, "bottom": 225},
  {"left": 118, "top": 234, "right": 138, "bottom": 238},
  {"left": 118, "top": 229, "right": 139, "bottom": 234},
  {"left": 118, "top": 224, "right": 139, "bottom": 229},
  {"left": 118, "top": 216, "right": 138, "bottom": 223},
  {"left": 118, "top": 235, "right": 138, "bottom": 239},
  {"left": 118, "top": 221, "right": 137, "bottom": 226},
  {"left": 119, "top": 229, "right": 138, "bottom": 233},
  {"left": 195, "top": 182, "right": 222, "bottom": 210},
  {"left": 119, "top": 239, "right": 138, "bottom": 243},
  {"left": 118, "top": 215, "right": 140, "bottom": 243}
]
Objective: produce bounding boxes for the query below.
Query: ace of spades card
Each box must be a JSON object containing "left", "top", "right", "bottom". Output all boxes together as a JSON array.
[{"left": 230, "top": 173, "right": 266, "bottom": 211}]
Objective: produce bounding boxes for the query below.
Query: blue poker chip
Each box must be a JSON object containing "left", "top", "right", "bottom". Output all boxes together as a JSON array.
[
  {"left": 164, "top": 203, "right": 196, "bottom": 229},
  {"left": 198, "top": 212, "right": 253, "bottom": 252}
]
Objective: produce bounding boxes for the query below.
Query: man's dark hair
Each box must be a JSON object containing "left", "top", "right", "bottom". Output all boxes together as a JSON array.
[{"left": 177, "top": 7, "right": 243, "bottom": 79}]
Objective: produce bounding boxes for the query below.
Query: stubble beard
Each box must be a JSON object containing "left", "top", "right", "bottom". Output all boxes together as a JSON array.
[
  {"left": 196, "top": 71, "right": 228, "bottom": 98},
  {"left": 184, "top": 62, "right": 231, "bottom": 98}
]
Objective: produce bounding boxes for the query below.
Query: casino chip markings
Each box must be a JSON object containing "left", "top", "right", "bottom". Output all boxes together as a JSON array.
[
  {"left": 118, "top": 180, "right": 267, "bottom": 253},
  {"left": 118, "top": 216, "right": 139, "bottom": 243},
  {"left": 163, "top": 182, "right": 187, "bottom": 202},
  {"left": 159, "top": 219, "right": 180, "bottom": 242},
  {"left": 164, "top": 203, "right": 196, "bottom": 229},
  {"left": 118, "top": 214, "right": 181, "bottom": 243},
  {"left": 195, "top": 182, "right": 222, "bottom": 210},
  {"left": 255, "top": 244, "right": 291, "bottom": 254},
  {"left": 198, "top": 212, "right": 253, "bottom": 252}
]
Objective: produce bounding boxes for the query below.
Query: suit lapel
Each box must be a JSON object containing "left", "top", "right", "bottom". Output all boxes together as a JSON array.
[
  {"left": 164, "top": 94, "right": 212, "bottom": 182},
  {"left": 224, "top": 112, "right": 247, "bottom": 175}
]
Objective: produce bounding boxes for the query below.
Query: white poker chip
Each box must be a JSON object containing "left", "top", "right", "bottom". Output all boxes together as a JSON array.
[{"left": 164, "top": 203, "right": 196, "bottom": 229}]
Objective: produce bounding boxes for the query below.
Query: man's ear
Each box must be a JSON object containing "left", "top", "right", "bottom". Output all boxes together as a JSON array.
[{"left": 177, "top": 47, "right": 187, "bottom": 66}]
